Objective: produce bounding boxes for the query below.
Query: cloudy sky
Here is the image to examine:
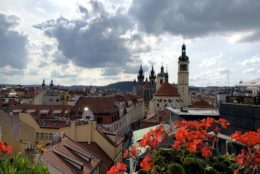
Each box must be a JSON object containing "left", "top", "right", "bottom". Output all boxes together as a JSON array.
[{"left": 0, "top": 0, "right": 260, "bottom": 86}]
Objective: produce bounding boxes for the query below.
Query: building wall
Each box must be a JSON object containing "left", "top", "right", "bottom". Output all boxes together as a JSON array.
[
  {"left": 130, "top": 99, "right": 144, "bottom": 125},
  {"left": 219, "top": 103, "right": 260, "bottom": 135},
  {"left": 34, "top": 90, "right": 44, "bottom": 104},
  {"left": 43, "top": 95, "right": 61, "bottom": 105},
  {"left": 177, "top": 61, "right": 192, "bottom": 107},
  {"left": 156, "top": 76, "right": 166, "bottom": 90},
  {"left": 20, "top": 98, "right": 34, "bottom": 104},
  {"left": 19, "top": 114, "right": 122, "bottom": 163},
  {"left": 0, "top": 111, "right": 36, "bottom": 154},
  {"left": 149, "top": 96, "right": 182, "bottom": 115}
]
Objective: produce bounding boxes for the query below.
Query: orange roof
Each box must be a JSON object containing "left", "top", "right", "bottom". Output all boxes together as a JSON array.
[
  {"left": 42, "top": 136, "right": 101, "bottom": 174},
  {"left": 74, "top": 96, "right": 118, "bottom": 113},
  {"left": 192, "top": 100, "right": 215, "bottom": 109},
  {"left": 80, "top": 142, "right": 113, "bottom": 174},
  {"left": 140, "top": 109, "right": 170, "bottom": 129},
  {"left": 155, "top": 82, "right": 179, "bottom": 97}
]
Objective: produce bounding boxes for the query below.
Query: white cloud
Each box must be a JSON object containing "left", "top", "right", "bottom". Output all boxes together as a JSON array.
[
  {"left": 243, "top": 68, "right": 258, "bottom": 74},
  {"left": 200, "top": 53, "right": 223, "bottom": 68},
  {"left": 241, "top": 56, "right": 260, "bottom": 66}
]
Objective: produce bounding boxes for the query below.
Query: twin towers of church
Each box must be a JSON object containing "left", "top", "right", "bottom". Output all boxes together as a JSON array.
[{"left": 133, "top": 44, "right": 191, "bottom": 107}]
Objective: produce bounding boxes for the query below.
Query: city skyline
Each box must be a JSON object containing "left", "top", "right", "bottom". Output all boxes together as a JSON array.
[{"left": 0, "top": 0, "right": 260, "bottom": 86}]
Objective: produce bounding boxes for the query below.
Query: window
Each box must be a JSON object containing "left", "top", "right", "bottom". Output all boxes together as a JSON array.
[
  {"left": 97, "top": 117, "right": 103, "bottom": 123},
  {"left": 45, "top": 133, "right": 49, "bottom": 140},
  {"left": 157, "top": 103, "right": 159, "bottom": 107},
  {"left": 40, "top": 133, "right": 44, "bottom": 139},
  {"left": 49, "top": 133, "right": 53, "bottom": 140},
  {"left": 56, "top": 99, "right": 59, "bottom": 102},
  {"left": 160, "top": 79, "right": 163, "bottom": 84}
]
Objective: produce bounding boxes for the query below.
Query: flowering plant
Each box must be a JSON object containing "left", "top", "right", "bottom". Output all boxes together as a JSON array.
[
  {"left": 107, "top": 118, "right": 259, "bottom": 174},
  {"left": 231, "top": 129, "right": 260, "bottom": 174},
  {"left": 0, "top": 139, "right": 49, "bottom": 174}
]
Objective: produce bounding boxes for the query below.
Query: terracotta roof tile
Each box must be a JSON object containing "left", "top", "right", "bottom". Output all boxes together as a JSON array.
[
  {"left": 42, "top": 136, "right": 101, "bottom": 174},
  {"left": 192, "top": 100, "right": 215, "bottom": 109},
  {"left": 74, "top": 97, "right": 118, "bottom": 113},
  {"left": 11, "top": 104, "right": 73, "bottom": 113},
  {"left": 80, "top": 142, "right": 113, "bottom": 174},
  {"left": 155, "top": 82, "right": 179, "bottom": 97},
  {"left": 140, "top": 109, "right": 170, "bottom": 129}
]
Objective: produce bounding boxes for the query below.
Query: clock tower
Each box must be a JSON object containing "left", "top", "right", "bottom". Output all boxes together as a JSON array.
[{"left": 178, "top": 44, "right": 191, "bottom": 106}]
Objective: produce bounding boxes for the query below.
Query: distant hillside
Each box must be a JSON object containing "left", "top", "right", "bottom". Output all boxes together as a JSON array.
[{"left": 105, "top": 81, "right": 134, "bottom": 91}]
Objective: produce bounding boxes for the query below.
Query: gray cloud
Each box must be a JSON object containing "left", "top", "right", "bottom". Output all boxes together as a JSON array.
[
  {"left": 0, "top": 13, "right": 28, "bottom": 69},
  {"left": 102, "top": 63, "right": 149, "bottom": 76},
  {"left": 34, "top": 0, "right": 148, "bottom": 75},
  {"left": 0, "top": 66, "right": 24, "bottom": 75},
  {"left": 130, "top": 0, "right": 260, "bottom": 40},
  {"left": 51, "top": 70, "right": 77, "bottom": 79}
]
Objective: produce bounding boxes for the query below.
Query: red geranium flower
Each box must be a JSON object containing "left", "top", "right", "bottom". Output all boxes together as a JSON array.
[
  {"left": 106, "top": 163, "right": 127, "bottom": 174},
  {"left": 140, "top": 155, "right": 154, "bottom": 171}
]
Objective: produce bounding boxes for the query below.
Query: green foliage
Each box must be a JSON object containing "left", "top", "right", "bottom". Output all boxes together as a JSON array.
[
  {"left": 0, "top": 153, "right": 49, "bottom": 174},
  {"left": 167, "top": 163, "right": 185, "bottom": 174},
  {"left": 148, "top": 147, "right": 238, "bottom": 174}
]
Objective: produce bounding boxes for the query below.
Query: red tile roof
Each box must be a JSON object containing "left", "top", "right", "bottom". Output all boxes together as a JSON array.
[
  {"left": 140, "top": 109, "right": 170, "bottom": 129},
  {"left": 42, "top": 136, "right": 102, "bottom": 174},
  {"left": 191, "top": 100, "right": 215, "bottom": 109},
  {"left": 74, "top": 97, "right": 118, "bottom": 113},
  {"left": 155, "top": 82, "right": 179, "bottom": 97},
  {"left": 11, "top": 104, "right": 73, "bottom": 113},
  {"left": 80, "top": 142, "right": 113, "bottom": 174}
]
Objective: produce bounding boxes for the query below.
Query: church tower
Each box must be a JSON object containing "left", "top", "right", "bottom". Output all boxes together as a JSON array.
[
  {"left": 149, "top": 65, "right": 156, "bottom": 86},
  {"left": 156, "top": 64, "right": 167, "bottom": 90},
  {"left": 177, "top": 44, "right": 191, "bottom": 106},
  {"left": 137, "top": 65, "right": 144, "bottom": 85}
]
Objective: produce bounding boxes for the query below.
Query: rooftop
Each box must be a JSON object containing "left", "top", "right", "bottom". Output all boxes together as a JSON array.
[
  {"left": 166, "top": 107, "right": 219, "bottom": 116},
  {"left": 42, "top": 135, "right": 101, "bottom": 174},
  {"left": 155, "top": 82, "right": 179, "bottom": 97}
]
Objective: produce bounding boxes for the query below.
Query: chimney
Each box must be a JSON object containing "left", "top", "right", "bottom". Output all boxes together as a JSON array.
[{"left": 52, "top": 133, "right": 61, "bottom": 144}]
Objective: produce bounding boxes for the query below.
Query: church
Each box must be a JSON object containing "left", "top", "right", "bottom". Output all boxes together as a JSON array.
[{"left": 133, "top": 44, "right": 192, "bottom": 115}]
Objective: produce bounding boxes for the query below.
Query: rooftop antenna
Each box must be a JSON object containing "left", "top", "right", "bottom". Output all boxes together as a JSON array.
[
  {"left": 182, "top": 35, "right": 186, "bottom": 45},
  {"left": 227, "top": 70, "right": 230, "bottom": 87}
]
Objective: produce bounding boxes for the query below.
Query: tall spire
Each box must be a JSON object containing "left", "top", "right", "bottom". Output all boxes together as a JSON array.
[
  {"left": 160, "top": 62, "right": 164, "bottom": 73},
  {"left": 50, "top": 80, "right": 54, "bottom": 87},
  {"left": 179, "top": 44, "right": 189, "bottom": 61},
  {"left": 182, "top": 44, "right": 186, "bottom": 55},
  {"left": 165, "top": 65, "right": 169, "bottom": 82},
  {"left": 139, "top": 65, "right": 143, "bottom": 75},
  {"left": 149, "top": 65, "right": 156, "bottom": 82},
  {"left": 42, "top": 79, "right": 46, "bottom": 88},
  {"left": 137, "top": 64, "right": 144, "bottom": 84}
]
